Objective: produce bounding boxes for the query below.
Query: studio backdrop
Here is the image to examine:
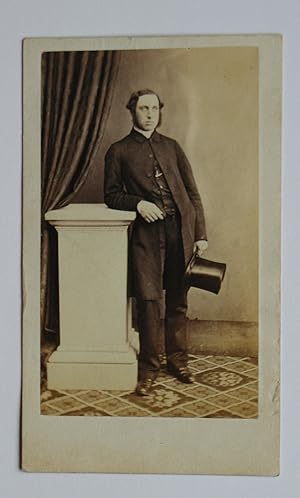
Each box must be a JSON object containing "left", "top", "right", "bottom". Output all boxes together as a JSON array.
[{"left": 41, "top": 47, "right": 258, "bottom": 347}]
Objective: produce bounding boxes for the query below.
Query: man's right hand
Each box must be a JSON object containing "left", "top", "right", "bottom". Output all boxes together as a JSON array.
[{"left": 137, "top": 200, "right": 165, "bottom": 223}]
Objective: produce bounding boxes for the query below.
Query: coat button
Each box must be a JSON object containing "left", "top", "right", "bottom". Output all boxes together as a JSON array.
[
  {"left": 149, "top": 153, "right": 153, "bottom": 158},
  {"left": 146, "top": 172, "right": 152, "bottom": 178}
]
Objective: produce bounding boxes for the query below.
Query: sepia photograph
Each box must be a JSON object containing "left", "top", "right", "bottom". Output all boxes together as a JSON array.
[
  {"left": 40, "top": 45, "right": 258, "bottom": 418},
  {"left": 22, "top": 35, "right": 280, "bottom": 474}
]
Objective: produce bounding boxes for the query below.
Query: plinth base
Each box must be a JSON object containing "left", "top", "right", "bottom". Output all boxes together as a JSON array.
[{"left": 47, "top": 349, "right": 137, "bottom": 390}]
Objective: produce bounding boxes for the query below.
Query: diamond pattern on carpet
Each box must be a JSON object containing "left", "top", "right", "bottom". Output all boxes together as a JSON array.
[
  {"left": 194, "top": 367, "right": 252, "bottom": 392},
  {"left": 41, "top": 354, "right": 258, "bottom": 418}
]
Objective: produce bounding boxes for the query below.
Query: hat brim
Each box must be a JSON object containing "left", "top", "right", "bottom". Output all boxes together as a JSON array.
[{"left": 183, "top": 252, "right": 226, "bottom": 294}]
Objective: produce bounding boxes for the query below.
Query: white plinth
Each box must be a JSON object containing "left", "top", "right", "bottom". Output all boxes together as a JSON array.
[{"left": 45, "top": 204, "right": 138, "bottom": 390}]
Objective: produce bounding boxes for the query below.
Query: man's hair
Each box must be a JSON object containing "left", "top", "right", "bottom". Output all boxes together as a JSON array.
[{"left": 126, "top": 89, "right": 164, "bottom": 113}]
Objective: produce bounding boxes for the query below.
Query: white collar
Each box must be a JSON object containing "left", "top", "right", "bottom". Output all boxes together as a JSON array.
[{"left": 133, "top": 126, "right": 154, "bottom": 139}]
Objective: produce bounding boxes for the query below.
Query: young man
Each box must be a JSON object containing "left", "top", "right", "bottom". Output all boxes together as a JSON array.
[{"left": 104, "top": 89, "right": 208, "bottom": 395}]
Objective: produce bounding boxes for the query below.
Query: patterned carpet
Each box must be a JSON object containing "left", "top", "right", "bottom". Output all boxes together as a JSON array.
[{"left": 41, "top": 354, "right": 258, "bottom": 418}]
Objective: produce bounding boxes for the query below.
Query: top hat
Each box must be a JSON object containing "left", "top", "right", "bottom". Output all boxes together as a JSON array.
[{"left": 183, "top": 252, "right": 226, "bottom": 295}]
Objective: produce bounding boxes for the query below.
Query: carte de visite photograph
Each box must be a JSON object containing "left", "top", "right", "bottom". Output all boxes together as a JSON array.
[{"left": 22, "top": 35, "right": 281, "bottom": 475}]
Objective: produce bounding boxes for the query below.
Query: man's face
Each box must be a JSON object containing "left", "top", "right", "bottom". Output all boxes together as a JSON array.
[{"left": 134, "top": 94, "right": 160, "bottom": 132}]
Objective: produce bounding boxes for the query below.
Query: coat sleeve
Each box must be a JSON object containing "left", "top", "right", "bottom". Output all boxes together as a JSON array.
[
  {"left": 104, "top": 144, "right": 144, "bottom": 211},
  {"left": 175, "top": 140, "right": 207, "bottom": 241}
]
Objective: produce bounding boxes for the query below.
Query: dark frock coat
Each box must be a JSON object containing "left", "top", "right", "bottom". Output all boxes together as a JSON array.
[{"left": 104, "top": 128, "right": 207, "bottom": 300}]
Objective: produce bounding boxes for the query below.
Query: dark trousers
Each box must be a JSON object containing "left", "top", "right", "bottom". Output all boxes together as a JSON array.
[{"left": 137, "top": 213, "right": 188, "bottom": 380}]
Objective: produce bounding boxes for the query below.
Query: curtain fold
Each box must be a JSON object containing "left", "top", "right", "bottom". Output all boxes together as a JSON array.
[{"left": 41, "top": 50, "right": 120, "bottom": 335}]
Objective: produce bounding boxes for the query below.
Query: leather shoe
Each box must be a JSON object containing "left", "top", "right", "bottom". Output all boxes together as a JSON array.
[
  {"left": 167, "top": 364, "right": 195, "bottom": 384},
  {"left": 135, "top": 378, "right": 154, "bottom": 396}
]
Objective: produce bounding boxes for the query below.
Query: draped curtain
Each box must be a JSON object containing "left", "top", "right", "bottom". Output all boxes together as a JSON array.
[{"left": 41, "top": 50, "right": 120, "bottom": 336}]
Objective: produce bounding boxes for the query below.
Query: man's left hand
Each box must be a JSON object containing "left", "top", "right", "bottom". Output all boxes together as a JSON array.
[{"left": 194, "top": 240, "right": 208, "bottom": 256}]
